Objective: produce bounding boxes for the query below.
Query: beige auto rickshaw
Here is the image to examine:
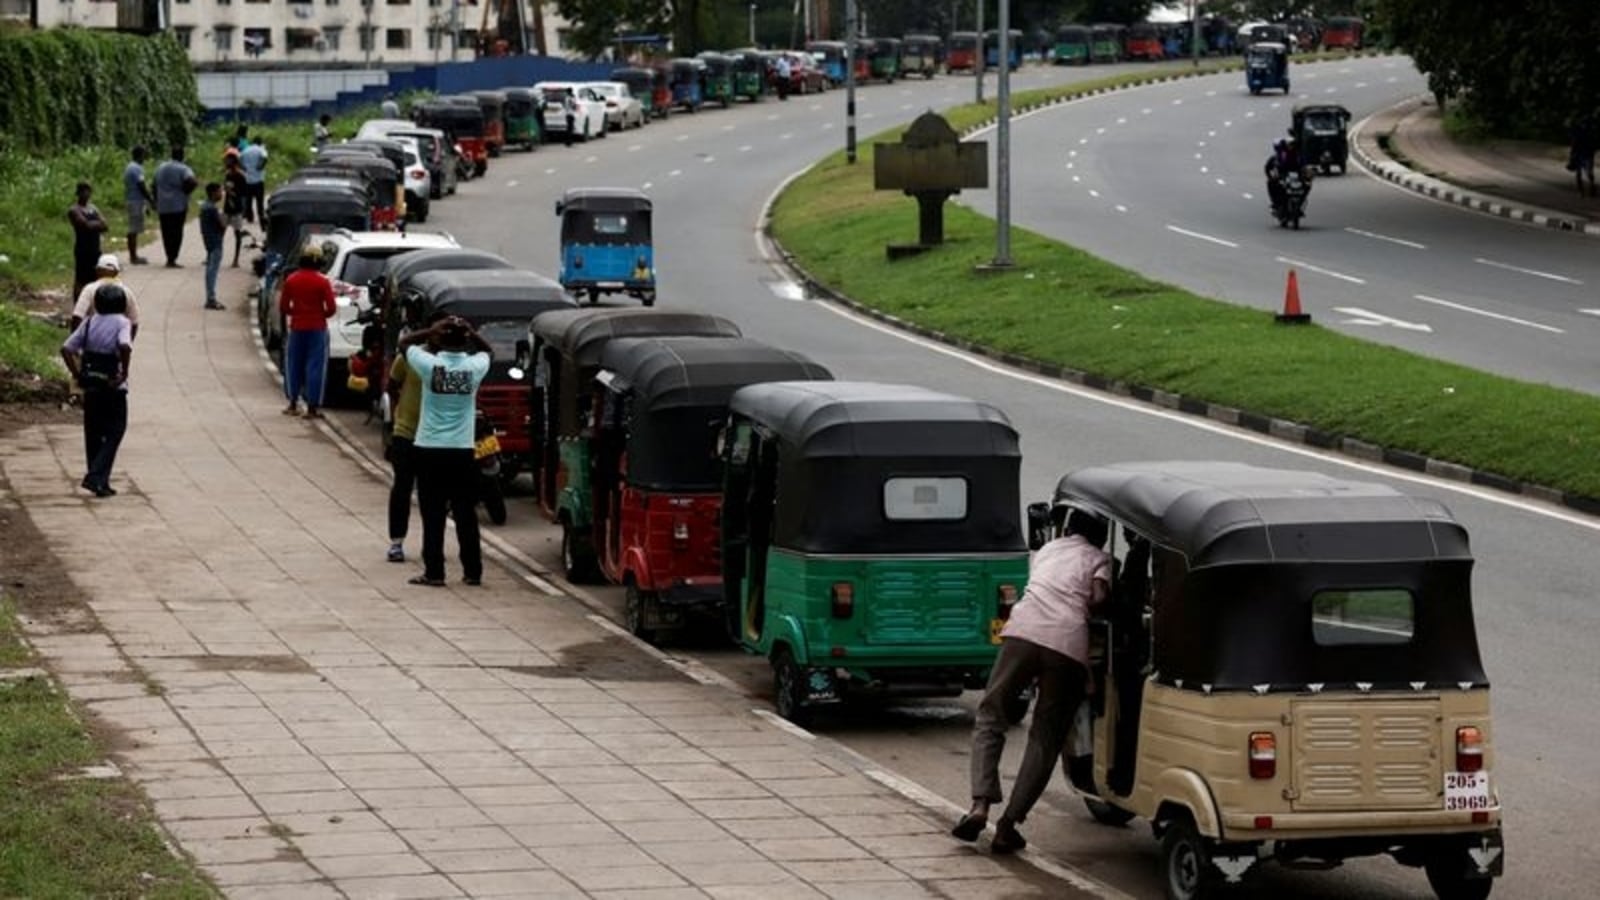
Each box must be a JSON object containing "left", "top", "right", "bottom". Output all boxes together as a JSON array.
[{"left": 1031, "top": 461, "right": 1503, "bottom": 900}]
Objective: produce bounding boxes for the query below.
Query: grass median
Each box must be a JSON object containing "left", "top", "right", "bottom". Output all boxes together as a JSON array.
[
  {"left": 0, "top": 597, "right": 216, "bottom": 898},
  {"left": 770, "top": 63, "right": 1600, "bottom": 501}
]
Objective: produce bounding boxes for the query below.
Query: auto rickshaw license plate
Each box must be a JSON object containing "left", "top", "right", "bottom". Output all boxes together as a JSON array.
[
  {"left": 1444, "top": 771, "right": 1491, "bottom": 811},
  {"left": 474, "top": 435, "right": 501, "bottom": 459},
  {"left": 989, "top": 618, "right": 1005, "bottom": 644}
]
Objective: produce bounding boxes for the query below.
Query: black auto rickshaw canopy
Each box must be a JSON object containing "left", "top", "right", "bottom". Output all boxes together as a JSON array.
[
  {"left": 386, "top": 247, "right": 514, "bottom": 297},
  {"left": 400, "top": 268, "right": 577, "bottom": 368},
  {"left": 731, "top": 50, "right": 767, "bottom": 73},
  {"left": 1053, "top": 461, "right": 1488, "bottom": 693},
  {"left": 307, "top": 154, "right": 399, "bottom": 208},
  {"left": 1058, "top": 24, "right": 1091, "bottom": 41},
  {"left": 728, "top": 381, "right": 1023, "bottom": 555},
  {"left": 263, "top": 184, "right": 370, "bottom": 257},
  {"left": 1293, "top": 103, "right": 1351, "bottom": 134},
  {"left": 609, "top": 67, "right": 654, "bottom": 95},
  {"left": 871, "top": 37, "right": 902, "bottom": 61},
  {"left": 556, "top": 188, "right": 652, "bottom": 245},
  {"left": 669, "top": 58, "right": 706, "bottom": 81},
  {"left": 502, "top": 87, "right": 540, "bottom": 114},
  {"left": 596, "top": 336, "right": 832, "bottom": 491},
  {"left": 1246, "top": 41, "right": 1287, "bottom": 65},
  {"left": 415, "top": 100, "right": 485, "bottom": 137},
  {"left": 696, "top": 51, "right": 733, "bottom": 73},
  {"left": 334, "top": 138, "right": 409, "bottom": 173},
  {"left": 286, "top": 169, "right": 375, "bottom": 202},
  {"left": 534, "top": 307, "right": 742, "bottom": 370},
  {"left": 472, "top": 89, "right": 508, "bottom": 114}
]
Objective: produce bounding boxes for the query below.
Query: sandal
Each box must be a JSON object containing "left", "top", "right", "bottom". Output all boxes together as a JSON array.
[
  {"left": 951, "top": 813, "right": 988, "bottom": 842},
  {"left": 407, "top": 575, "right": 445, "bottom": 587}
]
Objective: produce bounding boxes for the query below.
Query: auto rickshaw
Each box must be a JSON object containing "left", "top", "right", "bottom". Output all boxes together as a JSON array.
[
  {"left": 556, "top": 188, "right": 655, "bottom": 306},
  {"left": 1090, "top": 23, "right": 1123, "bottom": 62},
  {"left": 610, "top": 67, "right": 661, "bottom": 119},
  {"left": 806, "top": 40, "right": 847, "bottom": 85},
  {"left": 869, "top": 37, "right": 902, "bottom": 82},
  {"left": 524, "top": 308, "right": 742, "bottom": 524},
  {"left": 983, "top": 29, "right": 1022, "bottom": 70},
  {"left": 501, "top": 88, "right": 543, "bottom": 150},
  {"left": 470, "top": 90, "right": 508, "bottom": 157},
  {"left": 254, "top": 182, "right": 371, "bottom": 351},
  {"left": 730, "top": 50, "right": 767, "bottom": 100},
  {"left": 310, "top": 151, "right": 405, "bottom": 229},
  {"left": 1124, "top": 22, "right": 1165, "bottom": 60},
  {"left": 901, "top": 34, "right": 942, "bottom": 78},
  {"left": 850, "top": 40, "right": 875, "bottom": 81},
  {"left": 721, "top": 381, "right": 1030, "bottom": 724},
  {"left": 1292, "top": 103, "right": 1351, "bottom": 174},
  {"left": 1055, "top": 24, "right": 1091, "bottom": 64},
  {"left": 415, "top": 99, "right": 488, "bottom": 177},
  {"left": 695, "top": 52, "right": 735, "bottom": 108},
  {"left": 668, "top": 58, "right": 705, "bottom": 112},
  {"left": 392, "top": 268, "right": 576, "bottom": 481},
  {"left": 567, "top": 337, "right": 831, "bottom": 643},
  {"left": 948, "top": 31, "right": 978, "bottom": 72},
  {"left": 1245, "top": 41, "right": 1290, "bottom": 94},
  {"left": 1322, "top": 15, "right": 1364, "bottom": 50},
  {"left": 1036, "top": 461, "right": 1502, "bottom": 900}
]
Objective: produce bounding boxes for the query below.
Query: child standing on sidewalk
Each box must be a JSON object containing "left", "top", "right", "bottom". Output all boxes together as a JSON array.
[{"left": 199, "top": 183, "right": 226, "bottom": 311}]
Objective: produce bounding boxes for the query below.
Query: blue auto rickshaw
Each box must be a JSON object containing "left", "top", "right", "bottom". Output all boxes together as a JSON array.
[
  {"left": 556, "top": 188, "right": 656, "bottom": 306},
  {"left": 668, "top": 58, "right": 705, "bottom": 112},
  {"left": 807, "top": 40, "right": 848, "bottom": 85},
  {"left": 1245, "top": 41, "right": 1290, "bottom": 94}
]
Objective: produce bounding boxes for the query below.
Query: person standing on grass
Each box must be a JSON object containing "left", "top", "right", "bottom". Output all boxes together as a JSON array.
[
  {"left": 239, "top": 137, "right": 269, "bottom": 226},
  {"left": 124, "top": 146, "right": 154, "bottom": 266},
  {"left": 314, "top": 114, "right": 333, "bottom": 150},
  {"left": 278, "top": 244, "right": 336, "bottom": 419},
  {"left": 400, "top": 316, "right": 491, "bottom": 588},
  {"left": 61, "top": 283, "right": 134, "bottom": 499},
  {"left": 71, "top": 254, "right": 141, "bottom": 339},
  {"left": 383, "top": 331, "right": 432, "bottom": 564},
  {"left": 68, "top": 182, "right": 108, "bottom": 301},
  {"left": 223, "top": 155, "right": 251, "bottom": 267},
  {"left": 199, "top": 183, "right": 227, "bottom": 312},
  {"left": 152, "top": 145, "right": 198, "bottom": 268}
]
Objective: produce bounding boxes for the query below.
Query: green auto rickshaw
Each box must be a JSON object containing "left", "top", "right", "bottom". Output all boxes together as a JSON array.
[
  {"left": 696, "top": 51, "right": 736, "bottom": 108},
  {"left": 870, "top": 36, "right": 902, "bottom": 82},
  {"left": 501, "top": 88, "right": 543, "bottom": 151},
  {"left": 721, "top": 381, "right": 1032, "bottom": 724},
  {"left": 731, "top": 50, "right": 767, "bottom": 101}
]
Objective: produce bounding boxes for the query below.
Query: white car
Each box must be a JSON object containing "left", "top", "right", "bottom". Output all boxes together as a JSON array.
[
  {"left": 532, "top": 82, "right": 607, "bottom": 142},
  {"left": 584, "top": 82, "right": 646, "bottom": 131},
  {"left": 392, "top": 141, "right": 432, "bottom": 223}
]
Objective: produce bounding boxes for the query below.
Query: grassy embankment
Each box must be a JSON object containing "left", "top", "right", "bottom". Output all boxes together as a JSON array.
[
  {"left": 0, "top": 597, "right": 216, "bottom": 898},
  {"left": 771, "top": 59, "right": 1600, "bottom": 500}
]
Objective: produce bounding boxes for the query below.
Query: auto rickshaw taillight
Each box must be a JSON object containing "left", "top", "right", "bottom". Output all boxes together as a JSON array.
[
  {"left": 672, "top": 520, "right": 689, "bottom": 545},
  {"left": 1456, "top": 726, "right": 1484, "bottom": 772},
  {"left": 830, "top": 582, "right": 854, "bottom": 619},
  {"left": 1248, "top": 732, "right": 1276, "bottom": 779},
  {"left": 573, "top": 254, "right": 584, "bottom": 269},
  {"left": 996, "top": 585, "right": 1018, "bottom": 618}
]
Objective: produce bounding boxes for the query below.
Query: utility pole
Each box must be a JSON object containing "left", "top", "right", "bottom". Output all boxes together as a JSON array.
[
  {"left": 992, "top": 0, "right": 1012, "bottom": 267},
  {"left": 845, "top": 0, "right": 857, "bottom": 163},
  {"left": 749, "top": 3, "right": 757, "bottom": 45},
  {"left": 974, "top": 0, "right": 984, "bottom": 104},
  {"left": 1191, "top": 0, "right": 1201, "bottom": 67}
]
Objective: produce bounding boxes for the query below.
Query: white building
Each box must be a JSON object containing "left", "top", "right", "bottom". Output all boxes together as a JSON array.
[{"left": 13, "top": 0, "right": 581, "bottom": 67}]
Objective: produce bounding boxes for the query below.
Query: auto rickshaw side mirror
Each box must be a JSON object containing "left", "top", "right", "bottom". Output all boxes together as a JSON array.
[
  {"left": 555, "top": 200, "right": 565, "bottom": 216},
  {"left": 514, "top": 338, "right": 531, "bottom": 369},
  {"left": 1026, "top": 502, "right": 1051, "bottom": 551}
]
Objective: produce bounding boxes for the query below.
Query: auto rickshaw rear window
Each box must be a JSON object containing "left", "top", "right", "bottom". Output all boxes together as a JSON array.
[
  {"left": 1311, "top": 588, "right": 1414, "bottom": 647},
  {"left": 884, "top": 476, "right": 967, "bottom": 521},
  {"left": 476, "top": 320, "right": 526, "bottom": 358},
  {"left": 593, "top": 214, "right": 630, "bottom": 235}
]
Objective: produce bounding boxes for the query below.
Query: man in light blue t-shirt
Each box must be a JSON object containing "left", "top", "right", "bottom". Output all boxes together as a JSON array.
[{"left": 400, "top": 317, "right": 491, "bottom": 586}]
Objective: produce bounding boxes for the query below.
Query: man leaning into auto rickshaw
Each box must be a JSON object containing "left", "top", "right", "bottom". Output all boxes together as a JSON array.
[{"left": 953, "top": 508, "right": 1111, "bottom": 854}]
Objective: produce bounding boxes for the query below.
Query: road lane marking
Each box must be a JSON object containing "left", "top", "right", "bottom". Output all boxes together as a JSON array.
[
  {"left": 1088, "top": 189, "right": 1100, "bottom": 198},
  {"left": 1580, "top": 309, "right": 1600, "bottom": 317},
  {"left": 584, "top": 155, "right": 598, "bottom": 163},
  {"left": 767, "top": 113, "right": 779, "bottom": 120},
  {"left": 1200, "top": 166, "right": 1209, "bottom": 174},
  {"left": 739, "top": 145, "right": 752, "bottom": 152},
  {"left": 767, "top": 280, "right": 806, "bottom": 301},
  {"left": 641, "top": 182, "right": 652, "bottom": 190},
  {"left": 1071, "top": 175, "right": 1081, "bottom": 183},
  {"left": 1141, "top": 108, "right": 1152, "bottom": 115},
  {"left": 1242, "top": 192, "right": 1255, "bottom": 200},
  {"left": 544, "top": 168, "right": 556, "bottom": 175},
  {"left": 1414, "top": 294, "right": 1566, "bottom": 333},
  {"left": 702, "top": 155, "right": 716, "bottom": 163},
  {"left": 900, "top": 103, "right": 913, "bottom": 110},
  {"left": 627, "top": 144, "right": 642, "bottom": 152},
  {"left": 1345, "top": 227, "right": 1426, "bottom": 249},
  {"left": 669, "top": 169, "right": 682, "bottom": 177},
  {"left": 1223, "top": 120, "right": 1233, "bottom": 127},
  {"left": 1115, "top": 204, "right": 1128, "bottom": 213},
  {"left": 1215, "top": 178, "right": 1226, "bottom": 186},
  {"left": 1474, "top": 257, "right": 1583, "bottom": 285},
  {"left": 1116, "top": 117, "right": 1127, "bottom": 124},
  {"left": 1167, "top": 225, "right": 1239, "bottom": 248},
  {"left": 780, "top": 132, "right": 794, "bottom": 140},
  {"left": 505, "top": 179, "right": 519, "bottom": 187},
  {"left": 1276, "top": 256, "right": 1367, "bottom": 285},
  {"left": 822, "top": 123, "right": 834, "bottom": 129},
  {"left": 676, "top": 134, "right": 689, "bottom": 141},
  {"left": 1335, "top": 307, "right": 1433, "bottom": 332}
]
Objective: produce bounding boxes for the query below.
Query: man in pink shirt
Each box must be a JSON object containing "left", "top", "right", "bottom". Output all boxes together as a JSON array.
[{"left": 953, "top": 507, "right": 1110, "bottom": 854}]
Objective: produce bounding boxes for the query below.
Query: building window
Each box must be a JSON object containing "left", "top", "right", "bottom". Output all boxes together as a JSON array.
[
  {"left": 243, "top": 26, "right": 271, "bottom": 54},
  {"left": 286, "top": 28, "right": 317, "bottom": 51},
  {"left": 425, "top": 27, "right": 441, "bottom": 50},
  {"left": 458, "top": 27, "right": 476, "bottom": 48},
  {"left": 174, "top": 25, "right": 193, "bottom": 45},
  {"left": 385, "top": 27, "right": 410, "bottom": 49},
  {"left": 213, "top": 25, "right": 234, "bottom": 50},
  {"left": 555, "top": 27, "right": 571, "bottom": 50},
  {"left": 358, "top": 24, "right": 375, "bottom": 51},
  {"left": 323, "top": 25, "right": 341, "bottom": 49}
]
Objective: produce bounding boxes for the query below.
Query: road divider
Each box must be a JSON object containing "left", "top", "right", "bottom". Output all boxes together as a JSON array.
[{"left": 766, "top": 57, "right": 1600, "bottom": 512}]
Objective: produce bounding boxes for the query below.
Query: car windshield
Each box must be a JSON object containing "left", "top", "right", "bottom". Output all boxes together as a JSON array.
[{"left": 589, "top": 84, "right": 617, "bottom": 97}]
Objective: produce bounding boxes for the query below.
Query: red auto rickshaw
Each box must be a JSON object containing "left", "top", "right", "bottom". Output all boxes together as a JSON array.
[
  {"left": 417, "top": 98, "right": 489, "bottom": 177},
  {"left": 572, "top": 336, "right": 832, "bottom": 643}
]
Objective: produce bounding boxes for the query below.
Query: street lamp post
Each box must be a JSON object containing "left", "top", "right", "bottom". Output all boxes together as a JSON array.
[
  {"left": 749, "top": 3, "right": 757, "bottom": 46},
  {"left": 1192, "top": 0, "right": 1201, "bottom": 67},
  {"left": 992, "top": 0, "right": 1012, "bottom": 267},
  {"left": 974, "top": 0, "right": 984, "bottom": 103},
  {"left": 845, "top": 0, "right": 857, "bottom": 163}
]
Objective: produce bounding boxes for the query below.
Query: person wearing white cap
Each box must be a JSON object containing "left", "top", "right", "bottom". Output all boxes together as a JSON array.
[{"left": 71, "top": 254, "right": 141, "bottom": 339}]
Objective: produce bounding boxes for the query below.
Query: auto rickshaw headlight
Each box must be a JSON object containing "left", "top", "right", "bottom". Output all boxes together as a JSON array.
[
  {"left": 1248, "top": 732, "right": 1277, "bottom": 779},
  {"left": 830, "top": 582, "right": 854, "bottom": 619},
  {"left": 1456, "top": 726, "right": 1484, "bottom": 772}
]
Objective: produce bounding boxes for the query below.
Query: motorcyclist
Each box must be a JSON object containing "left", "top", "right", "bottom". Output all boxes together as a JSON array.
[{"left": 1264, "top": 137, "right": 1303, "bottom": 215}]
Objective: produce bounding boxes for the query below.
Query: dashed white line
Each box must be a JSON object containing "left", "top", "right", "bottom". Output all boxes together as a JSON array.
[
  {"left": 1172, "top": 98, "right": 1183, "bottom": 105},
  {"left": 720, "top": 124, "right": 736, "bottom": 131},
  {"left": 1246, "top": 111, "right": 1256, "bottom": 118},
  {"left": 1215, "top": 178, "right": 1227, "bottom": 186},
  {"left": 1066, "top": 163, "right": 1075, "bottom": 170},
  {"left": 822, "top": 123, "right": 834, "bottom": 130},
  {"left": 1079, "top": 138, "right": 1089, "bottom": 145},
  {"left": 1089, "top": 189, "right": 1100, "bottom": 198},
  {"left": 1141, "top": 108, "right": 1152, "bottom": 115},
  {"left": 1115, "top": 204, "right": 1128, "bottom": 213},
  {"left": 584, "top": 155, "right": 598, "bottom": 163},
  {"left": 1197, "top": 141, "right": 1207, "bottom": 148},
  {"left": 1071, "top": 175, "right": 1081, "bottom": 183},
  {"left": 1356, "top": 82, "right": 1368, "bottom": 88},
  {"left": 627, "top": 144, "right": 642, "bottom": 152},
  {"left": 1223, "top": 120, "right": 1233, "bottom": 127},
  {"left": 669, "top": 169, "right": 682, "bottom": 177},
  {"left": 1200, "top": 166, "right": 1209, "bottom": 174},
  {"left": 1068, "top": 150, "right": 1078, "bottom": 158},
  {"left": 544, "top": 167, "right": 556, "bottom": 175},
  {"left": 1414, "top": 294, "right": 1566, "bottom": 333},
  {"left": 1096, "top": 126, "right": 1106, "bottom": 134},
  {"left": 1580, "top": 309, "right": 1600, "bottom": 318},
  {"left": 767, "top": 114, "right": 780, "bottom": 120},
  {"left": 1473, "top": 257, "right": 1583, "bottom": 285},
  {"left": 1205, "top": 90, "right": 1217, "bottom": 97},
  {"left": 1194, "top": 152, "right": 1204, "bottom": 159},
  {"left": 702, "top": 155, "right": 716, "bottom": 163},
  {"left": 809, "top": 104, "right": 821, "bottom": 111},
  {"left": 1242, "top": 192, "right": 1255, "bottom": 200},
  {"left": 780, "top": 132, "right": 794, "bottom": 140},
  {"left": 900, "top": 103, "right": 914, "bottom": 110},
  {"left": 1167, "top": 225, "right": 1239, "bottom": 248},
  {"left": 739, "top": 145, "right": 753, "bottom": 152},
  {"left": 1116, "top": 117, "right": 1127, "bottom": 125},
  {"left": 641, "top": 181, "right": 652, "bottom": 190},
  {"left": 676, "top": 134, "right": 689, "bottom": 142},
  {"left": 1345, "top": 227, "right": 1426, "bottom": 250},
  {"left": 1325, "top": 87, "right": 1338, "bottom": 94},
  {"left": 506, "top": 179, "right": 519, "bottom": 187},
  {"left": 1276, "top": 256, "right": 1367, "bottom": 285}
]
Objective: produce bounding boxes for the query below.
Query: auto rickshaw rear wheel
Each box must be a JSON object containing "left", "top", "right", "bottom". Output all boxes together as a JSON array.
[
  {"left": 560, "top": 522, "right": 600, "bottom": 584},
  {"left": 624, "top": 582, "right": 658, "bottom": 644},
  {"left": 1161, "top": 815, "right": 1221, "bottom": 900},
  {"left": 772, "top": 646, "right": 811, "bottom": 726},
  {"left": 1084, "top": 797, "right": 1137, "bottom": 827},
  {"left": 1424, "top": 854, "right": 1493, "bottom": 900}
]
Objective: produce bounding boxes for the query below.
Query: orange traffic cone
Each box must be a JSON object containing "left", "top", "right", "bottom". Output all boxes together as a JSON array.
[{"left": 1275, "top": 268, "right": 1311, "bottom": 324}]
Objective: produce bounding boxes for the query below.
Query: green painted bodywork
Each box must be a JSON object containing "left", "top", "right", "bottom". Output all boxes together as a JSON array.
[
  {"left": 555, "top": 438, "right": 592, "bottom": 527},
  {"left": 704, "top": 74, "right": 734, "bottom": 104},
  {"left": 870, "top": 57, "right": 900, "bottom": 79},
  {"left": 740, "top": 549, "right": 1029, "bottom": 676},
  {"left": 1091, "top": 39, "right": 1120, "bottom": 62},
  {"left": 734, "top": 71, "right": 764, "bottom": 100},
  {"left": 506, "top": 114, "right": 541, "bottom": 146},
  {"left": 1056, "top": 42, "right": 1090, "bottom": 63}
]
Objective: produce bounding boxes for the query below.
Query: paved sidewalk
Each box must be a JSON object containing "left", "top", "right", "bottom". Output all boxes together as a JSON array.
[
  {"left": 1354, "top": 96, "right": 1600, "bottom": 235},
  {"left": 0, "top": 227, "right": 1084, "bottom": 899}
]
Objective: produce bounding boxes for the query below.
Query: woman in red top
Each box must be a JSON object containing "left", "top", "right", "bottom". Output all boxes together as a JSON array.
[{"left": 278, "top": 244, "right": 337, "bottom": 419}]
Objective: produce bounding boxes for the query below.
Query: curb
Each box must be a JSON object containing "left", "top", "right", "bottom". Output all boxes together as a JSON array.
[
  {"left": 1350, "top": 99, "right": 1600, "bottom": 238},
  {"left": 762, "top": 68, "right": 1600, "bottom": 521}
]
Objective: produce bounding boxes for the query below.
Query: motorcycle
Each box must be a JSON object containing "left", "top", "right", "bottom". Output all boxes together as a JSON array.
[
  {"left": 474, "top": 410, "right": 508, "bottom": 525},
  {"left": 1273, "top": 169, "right": 1311, "bottom": 229}
]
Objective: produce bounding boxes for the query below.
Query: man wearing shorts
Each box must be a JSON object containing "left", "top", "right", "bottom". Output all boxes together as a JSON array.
[{"left": 123, "top": 146, "right": 154, "bottom": 265}]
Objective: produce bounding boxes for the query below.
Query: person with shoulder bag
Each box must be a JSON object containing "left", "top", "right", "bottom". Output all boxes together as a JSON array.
[{"left": 60, "top": 283, "right": 135, "bottom": 498}]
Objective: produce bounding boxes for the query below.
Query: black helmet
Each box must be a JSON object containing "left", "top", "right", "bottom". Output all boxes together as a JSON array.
[{"left": 93, "top": 283, "right": 128, "bottom": 315}]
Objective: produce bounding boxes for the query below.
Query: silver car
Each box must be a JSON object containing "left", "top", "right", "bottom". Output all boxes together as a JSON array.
[{"left": 585, "top": 82, "right": 646, "bottom": 131}]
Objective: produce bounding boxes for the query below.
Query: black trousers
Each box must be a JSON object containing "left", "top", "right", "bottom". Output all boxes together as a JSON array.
[
  {"left": 247, "top": 182, "right": 266, "bottom": 224},
  {"left": 158, "top": 211, "right": 185, "bottom": 264},
  {"left": 387, "top": 436, "right": 417, "bottom": 541},
  {"left": 414, "top": 447, "right": 481, "bottom": 581},
  {"left": 82, "top": 389, "right": 128, "bottom": 490}
]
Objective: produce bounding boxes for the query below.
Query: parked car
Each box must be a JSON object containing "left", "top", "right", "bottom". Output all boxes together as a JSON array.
[
  {"left": 767, "top": 50, "right": 829, "bottom": 94},
  {"left": 533, "top": 82, "right": 607, "bottom": 142},
  {"left": 355, "top": 120, "right": 458, "bottom": 198},
  {"left": 584, "top": 81, "right": 646, "bottom": 131},
  {"left": 388, "top": 140, "right": 432, "bottom": 222}
]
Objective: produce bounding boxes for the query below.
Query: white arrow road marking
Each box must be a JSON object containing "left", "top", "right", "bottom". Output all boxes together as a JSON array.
[
  {"left": 1414, "top": 294, "right": 1566, "bottom": 333},
  {"left": 1167, "top": 225, "right": 1239, "bottom": 248},
  {"left": 1335, "top": 307, "right": 1434, "bottom": 332},
  {"left": 1346, "top": 227, "right": 1427, "bottom": 249},
  {"left": 1277, "top": 256, "right": 1367, "bottom": 285},
  {"left": 1474, "top": 257, "right": 1583, "bottom": 285}
]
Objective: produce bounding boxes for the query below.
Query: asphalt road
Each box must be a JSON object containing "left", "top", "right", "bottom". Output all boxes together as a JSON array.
[
  {"left": 309, "top": 58, "right": 1598, "bottom": 899},
  {"left": 961, "top": 56, "right": 1600, "bottom": 393}
]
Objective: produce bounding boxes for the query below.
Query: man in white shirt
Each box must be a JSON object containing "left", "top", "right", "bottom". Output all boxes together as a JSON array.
[
  {"left": 953, "top": 508, "right": 1110, "bottom": 854},
  {"left": 774, "top": 54, "right": 792, "bottom": 100},
  {"left": 71, "top": 254, "right": 140, "bottom": 338}
]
